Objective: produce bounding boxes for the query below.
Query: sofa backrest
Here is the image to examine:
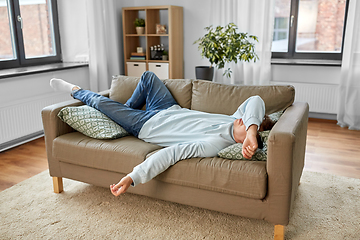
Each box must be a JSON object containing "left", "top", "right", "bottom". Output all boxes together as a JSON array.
[
  {"left": 191, "top": 80, "right": 295, "bottom": 115},
  {"left": 110, "top": 76, "right": 192, "bottom": 109},
  {"left": 110, "top": 75, "right": 295, "bottom": 114}
]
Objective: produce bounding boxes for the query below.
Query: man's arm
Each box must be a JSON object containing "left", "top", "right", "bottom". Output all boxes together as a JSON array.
[
  {"left": 231, "top": 95, "right": 265, "bottom": 131},
  {"left": 242, "top": 124, "right": 258, "bottom": 159},
  {"left": 128, "top": 141, "right": 220, "bottom": 186},
  {"left": 232, "top": 96, "right": 265, "bottom": 159},
  {"left": 110, "top": 140, "right": 223, "bottom": 196}
]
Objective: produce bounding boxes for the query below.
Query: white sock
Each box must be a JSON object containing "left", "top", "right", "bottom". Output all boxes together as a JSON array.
[{"left": 50, "top": 78, "right": 79, "bottom": 93}]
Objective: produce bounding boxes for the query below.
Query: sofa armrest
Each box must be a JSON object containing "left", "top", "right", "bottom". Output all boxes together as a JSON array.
[
  {"left": 265, "top": 101, "right": 309, "bottom": 225},
  {"left": 41, "top": 89, "right": 110, "bottom": 177}
]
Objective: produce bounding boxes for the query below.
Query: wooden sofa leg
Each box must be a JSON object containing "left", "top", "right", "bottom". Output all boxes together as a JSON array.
[
  {"left": 52, "top": 177, "right": 63, "bottom": 193},
  {"left": 274, "top": 225, "right": 285, "bottom": 240}
]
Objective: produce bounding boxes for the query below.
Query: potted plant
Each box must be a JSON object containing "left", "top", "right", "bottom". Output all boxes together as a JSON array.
[
  {"left": 193, "top": 23, "right": 259, "bottom": 80},
  {"left": 162, "top": 50, "right": 168, "bottom": 61},
  {"left": 134, "top": 18, "right": 145, "bottom": 34}
]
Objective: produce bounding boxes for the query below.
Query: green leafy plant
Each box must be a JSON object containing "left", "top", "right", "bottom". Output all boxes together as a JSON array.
[
  {"left": 193, "top": 23, "right": 259, "bottom": 78},
  {"left": 134, "top": 18, "right": 145, "bottom": 27}
]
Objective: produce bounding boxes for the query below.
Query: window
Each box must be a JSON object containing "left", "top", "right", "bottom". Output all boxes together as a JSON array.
[
  {"left": 272, "top": 0, "right": 349, "bottom": 61},
  {"left": 0, "top": 0, "right": 61, "bottom": 69}
]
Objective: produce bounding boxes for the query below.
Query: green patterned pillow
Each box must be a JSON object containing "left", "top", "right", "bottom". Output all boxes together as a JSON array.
[
  {"left": 218, "top": 130, "right": 270, "bottom": 161},
  {"left": 58, "top": 105, "right": 129, "bottom": 139},
  {"left": 269, "top": 110, "right": 284, "bottom": 122}
]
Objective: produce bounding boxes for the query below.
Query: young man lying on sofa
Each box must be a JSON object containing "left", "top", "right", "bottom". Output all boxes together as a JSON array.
[{"left": 50, "top": 71, "right": 274, "bottom": 196}]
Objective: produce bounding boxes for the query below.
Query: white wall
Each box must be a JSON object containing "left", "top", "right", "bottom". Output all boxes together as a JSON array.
[
  {"left": 272, "top": 65, "right": 341, "bottom": 85},
  {"left": 0, "top": 69, "right": 90, "bottom": 103}
]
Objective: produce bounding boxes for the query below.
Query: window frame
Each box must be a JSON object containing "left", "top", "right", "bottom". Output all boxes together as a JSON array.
[
  {"left": 271, "top": 0, "right": 350, "bottom": 61},
  {"left": 0, "top": 0, "right": 62, "bottom": 70}
]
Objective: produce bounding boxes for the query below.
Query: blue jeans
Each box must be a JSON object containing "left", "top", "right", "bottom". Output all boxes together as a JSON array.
[{"left": 72, "top": 71, "right": 178, "bottom": 137}]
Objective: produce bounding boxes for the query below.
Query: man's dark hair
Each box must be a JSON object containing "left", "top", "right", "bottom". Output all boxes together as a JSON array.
[{"left": 256, "top": 115, "right": 276, "bottom": 149}]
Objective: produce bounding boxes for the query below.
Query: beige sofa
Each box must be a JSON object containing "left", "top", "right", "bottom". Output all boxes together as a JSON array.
[{"left": 42, "top": 76, "right": 309, "bottom": 240}]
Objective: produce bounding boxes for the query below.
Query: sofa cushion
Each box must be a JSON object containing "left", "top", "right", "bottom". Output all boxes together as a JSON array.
[
  {"left": 53, "top": 132, "right": 162, "bottom": 174},
  {"left": 110, "top": 75, "right": 193, "bottom": 109},
  {"left": 54, "top": 132, "right": 267, "bottom": 199},
  {"left": 191, "top": 80, "right": 295, "bottom": 115},
  {"left": 156, "top": 157, "right": 267, "bottom": 199}
]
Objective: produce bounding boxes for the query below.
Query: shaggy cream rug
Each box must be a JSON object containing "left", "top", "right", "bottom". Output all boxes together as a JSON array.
[{"left": 0, "top": 170, "right": 359, "bottom": 240}]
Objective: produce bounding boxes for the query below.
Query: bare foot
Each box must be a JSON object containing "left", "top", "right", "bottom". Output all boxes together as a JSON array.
[{"left": 110, "top": 176, "right": 133, "bottom": 196}]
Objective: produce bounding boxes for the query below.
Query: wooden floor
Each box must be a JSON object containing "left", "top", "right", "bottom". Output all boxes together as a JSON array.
[
  {"left": 304, "top": 119, "right": 360, "bottom": 179},
  {"left": 0, "top": 138, "right": 48, "bottom": 191},
  {"left": 0, "top": 119, "right": 359, "bottom": 192}
]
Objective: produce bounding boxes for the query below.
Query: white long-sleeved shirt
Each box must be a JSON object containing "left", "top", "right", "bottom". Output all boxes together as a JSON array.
[{"left": 127, "top": 95, "right": 265, "bottom": 186}]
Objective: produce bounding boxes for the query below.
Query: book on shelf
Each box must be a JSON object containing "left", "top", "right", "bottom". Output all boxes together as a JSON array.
[
  {"left": 130, "top": 56, "right": 146, "bottom": 60},
  {"left": 130, "top": 52, "right": 146, "bottom": 60},
  {"left": 131, "top": 52, "right": 146, "bottom": 56}
]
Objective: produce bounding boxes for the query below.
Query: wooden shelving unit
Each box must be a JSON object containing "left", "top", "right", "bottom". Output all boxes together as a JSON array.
[{"left": 122, "top": 5, "right": 183, "bottom": 79}]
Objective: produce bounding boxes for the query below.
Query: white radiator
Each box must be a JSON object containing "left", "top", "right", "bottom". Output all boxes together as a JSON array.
[
  {"left": 272, "top": 82, "right": 339, "bottom": 114},
  {"left": 0, "top": 93, "right": 70, "bottom": 146}
]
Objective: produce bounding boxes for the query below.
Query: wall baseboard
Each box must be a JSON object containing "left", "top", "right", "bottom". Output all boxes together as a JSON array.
[
  {"left": 308, "top": 112, "right": 337, "bottom": 121},
  {"left": 0, "top": 131, "right": 44, "bottom": 153}
]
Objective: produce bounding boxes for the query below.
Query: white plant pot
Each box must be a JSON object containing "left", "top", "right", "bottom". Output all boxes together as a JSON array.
[{"left": 136, "top": 27, "right": 144, "bottom": 34}]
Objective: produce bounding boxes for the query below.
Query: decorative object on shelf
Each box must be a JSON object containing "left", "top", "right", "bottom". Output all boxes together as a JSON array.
[
  {"left": 193, "top": 23, "right": 259, "bottom": 80},
  {"left": 162, "top": 51, "right": 168, "bottom": 61},
  {"left": 150, "top": 44, "right": 165, "bottom": 60},
  {"left": 156, "top": 24, "right": 167, "bottom": 34},
  {"left": 130, "top": 52, "right": 146, "bottom": 60},
  {"left": 136, "top": 47, "right": 143, "bottom": 53},
  {"left": 134, "top": 18, "right": 145, "bottom": 34}
]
